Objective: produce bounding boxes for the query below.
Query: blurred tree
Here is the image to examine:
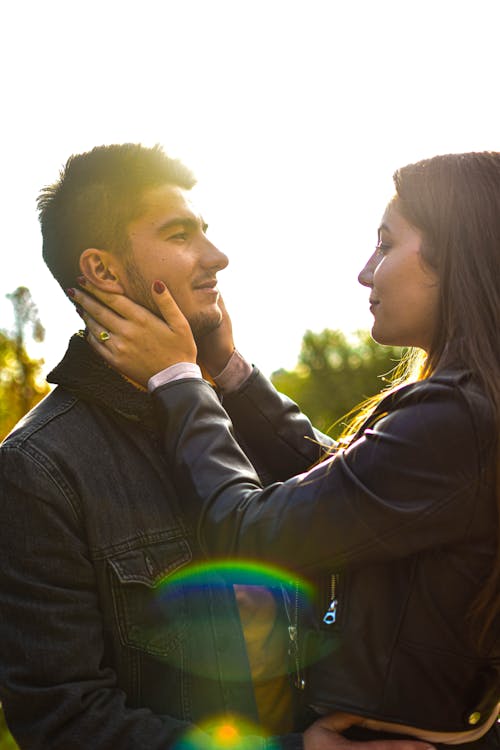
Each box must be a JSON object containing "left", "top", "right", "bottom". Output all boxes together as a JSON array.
[
  {"left": 0, "top": 705, "right": 19, "bottom": 749},
  {"left": 271, "top": 328, "right": 403, "bottom": 437},
  {"left": 0, "top": 287, "right": 49, "bottom": 441}
]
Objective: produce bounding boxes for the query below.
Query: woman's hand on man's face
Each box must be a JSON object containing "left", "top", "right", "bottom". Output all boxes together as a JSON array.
[
  {"left": 196, "top": 294, "right": 236, "bottom": 377},
  {"left": 68, "top": 278, "right": 197, "bottom": 388}
]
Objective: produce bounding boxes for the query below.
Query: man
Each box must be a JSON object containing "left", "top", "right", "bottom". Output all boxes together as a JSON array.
[{"left": 0, "top": 144, "right": 431, "bottom": 750}]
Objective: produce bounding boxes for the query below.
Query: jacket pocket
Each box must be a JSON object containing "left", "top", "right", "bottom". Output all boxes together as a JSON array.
[{"left": 108, "top": 536, "right": 192, "bottom": 659}]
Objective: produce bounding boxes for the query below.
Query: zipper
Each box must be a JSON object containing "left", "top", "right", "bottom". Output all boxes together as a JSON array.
[
  {"left": 323, "top": 573, "right": 338, "bottom": 625},
  {"left": 283, "top": 582, "right": 306, "bottom": 690}
]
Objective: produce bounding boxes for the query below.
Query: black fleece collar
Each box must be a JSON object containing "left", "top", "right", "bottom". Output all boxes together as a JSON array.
[{"left": 47, "top": 333, "right": 157, "bottom": 431}]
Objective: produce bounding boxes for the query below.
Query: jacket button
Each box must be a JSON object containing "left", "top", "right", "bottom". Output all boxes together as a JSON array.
[{"left": 467, "top": 712, "right": 481, "bottom": 725}]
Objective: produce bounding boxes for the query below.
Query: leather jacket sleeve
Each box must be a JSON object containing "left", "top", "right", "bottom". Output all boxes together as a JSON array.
[
  {"left": 221, "top": 368, "right": 335, "bottom": 482},
  {"left": 152, "top": 375, "right": 494, "bottom": 574}
]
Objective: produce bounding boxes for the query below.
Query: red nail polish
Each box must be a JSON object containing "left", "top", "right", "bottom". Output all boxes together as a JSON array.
[
  {"left": 66, "top": 288, "right": 76, "bottom": 298},
  {"left": 153, "top": 280, "right": 165, "bottom": 294},
  {"left": 77, "top": 275, "right": 86, "bottom": 286}
]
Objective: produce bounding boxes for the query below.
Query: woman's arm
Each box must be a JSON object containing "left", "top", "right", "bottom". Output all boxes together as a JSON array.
[
  {"left": 151, "top": 373, "right": 484, "bottom": 573},
  {"left": 71, "top": 282, "right": 489, "bottom": 574}
]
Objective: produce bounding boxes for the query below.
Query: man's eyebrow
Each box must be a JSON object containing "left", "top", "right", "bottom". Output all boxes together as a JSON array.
[{"left": 156, "top": 216, "right": 205, "bottom": 233}]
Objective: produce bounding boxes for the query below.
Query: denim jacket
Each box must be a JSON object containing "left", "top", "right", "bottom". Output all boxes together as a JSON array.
[{"left": 0, "top": 336, "right": 303, "bottom": 750}]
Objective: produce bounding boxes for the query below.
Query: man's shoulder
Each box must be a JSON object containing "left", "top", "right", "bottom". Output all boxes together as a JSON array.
[{"left": 1, "top": 386, "right": 81, "bottom": 449}]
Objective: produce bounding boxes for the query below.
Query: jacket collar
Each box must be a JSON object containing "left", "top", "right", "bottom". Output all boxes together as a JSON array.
[{"left": 47, "top": 333, "right": 158, "bottom": 431}]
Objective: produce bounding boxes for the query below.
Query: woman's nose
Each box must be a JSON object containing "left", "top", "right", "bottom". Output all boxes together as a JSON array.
[{"left": 358, "top": 251, "right": 377, "bottom": 287}]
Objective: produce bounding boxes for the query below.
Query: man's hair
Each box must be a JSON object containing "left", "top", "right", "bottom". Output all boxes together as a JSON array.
[{"left": 38, "top": 143, "right": 196, "bottom": 291}]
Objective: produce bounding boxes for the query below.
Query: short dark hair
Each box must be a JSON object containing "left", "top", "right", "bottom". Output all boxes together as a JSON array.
[{"left": 38, "top": 143, "right": 196, "bottom": 290}]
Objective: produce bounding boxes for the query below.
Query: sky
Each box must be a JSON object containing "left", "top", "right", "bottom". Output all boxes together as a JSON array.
[{"left": 1, "top": 0, "right": 500, "bottom": 378}]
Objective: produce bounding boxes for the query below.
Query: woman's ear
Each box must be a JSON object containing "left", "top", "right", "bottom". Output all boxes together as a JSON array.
[{"left": 79, "top": 249, "right": 126, "bottom": 292}]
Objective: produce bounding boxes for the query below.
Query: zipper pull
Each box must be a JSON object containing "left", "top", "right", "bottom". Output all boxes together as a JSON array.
[{"left": 323, "top": 598, "right": 337, "bottom": 625}]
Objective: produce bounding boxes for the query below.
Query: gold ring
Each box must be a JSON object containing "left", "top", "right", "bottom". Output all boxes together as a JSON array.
[{"left": 98, "top": 330, "right": 111, "bottom": 342}]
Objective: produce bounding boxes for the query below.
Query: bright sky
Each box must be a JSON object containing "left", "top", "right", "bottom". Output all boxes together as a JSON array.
[{"left": 1, "top": 0, "right": 500, "bottom": 377}]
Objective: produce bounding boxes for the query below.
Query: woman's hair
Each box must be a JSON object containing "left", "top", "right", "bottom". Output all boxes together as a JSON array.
[{"left": 341, "top": 152, "right": 500, "bottom": 642}]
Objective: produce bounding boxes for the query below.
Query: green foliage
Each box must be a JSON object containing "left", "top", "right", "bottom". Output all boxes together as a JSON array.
[
  {"left": 271, "top": 329, "right": 403, "bottom": 437},
  {"left": 0, "top": 287, "right": 49, "bottom": 441},
  {"left": 0, "top": 705, "right": 19, "bottom": 749}
]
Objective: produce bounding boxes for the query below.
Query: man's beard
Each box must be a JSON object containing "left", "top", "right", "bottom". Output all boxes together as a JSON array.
[{"left": 124, "top": 257, "right": 222, "bottom": 342}]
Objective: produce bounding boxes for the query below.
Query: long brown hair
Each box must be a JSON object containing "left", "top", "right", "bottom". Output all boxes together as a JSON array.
[{"left": 341, "top": 152, "right": 500, "bottom": 641}]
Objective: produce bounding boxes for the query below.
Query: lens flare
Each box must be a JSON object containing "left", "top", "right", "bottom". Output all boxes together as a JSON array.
[
  {"left": 157, "top": 558, "right": 314, "bottom": 597},
  {"left": 172, "top": 714, "right": 280, "bottom": 750},
  {"left": 124, "top": 558, "right": 323, "bottom": 679},
  {"left": 214, "top": 723, "right": 239, "bottom": 744}
]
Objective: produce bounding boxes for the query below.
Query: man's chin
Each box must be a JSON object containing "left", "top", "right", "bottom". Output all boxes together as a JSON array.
[{"left": 189, "top": 311, "right": 223, "bottom": 342}]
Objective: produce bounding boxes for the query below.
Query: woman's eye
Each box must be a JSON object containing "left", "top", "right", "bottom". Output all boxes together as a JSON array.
[
  {"left": 170, "top": 232, "right": 188, "bottom": 241},
  {"left": 375, "top": 241, "right": 391, "bottom": 255}
]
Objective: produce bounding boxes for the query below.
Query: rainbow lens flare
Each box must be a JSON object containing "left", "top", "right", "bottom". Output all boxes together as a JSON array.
[{"left": 172, "top": 714, "right": 280, "bottom": 749}]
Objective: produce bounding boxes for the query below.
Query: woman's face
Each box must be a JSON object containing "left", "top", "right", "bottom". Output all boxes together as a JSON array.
[{"left": 358, "top": 199, "right": 439, "bottom": 352}]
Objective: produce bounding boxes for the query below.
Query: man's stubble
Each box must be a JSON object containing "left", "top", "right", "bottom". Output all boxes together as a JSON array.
[{"left": 123, "top": 256, "right": 222, "bottom": 342}]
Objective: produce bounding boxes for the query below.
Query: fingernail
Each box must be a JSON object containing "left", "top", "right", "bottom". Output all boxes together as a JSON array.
[
  {"left": 66, "top": 288, "right": 76, "bottom": 298},
  {"left": 77, "top": 275, "right": 87, "bottom": 286},
  {"left": 153, "top": 280, "right": 165, "bottom": 294}
]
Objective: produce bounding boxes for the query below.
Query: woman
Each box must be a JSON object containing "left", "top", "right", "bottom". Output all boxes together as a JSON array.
[{"left": 73, "top": 152, "right": 500, "bottom": 747}]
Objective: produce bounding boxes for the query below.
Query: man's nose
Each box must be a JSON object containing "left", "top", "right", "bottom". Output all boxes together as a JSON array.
[
  {"left": 201, "top": 238, "right": 229, "bottom": 271},
  {"left": 358, "top": 251, "right": 377, "bottom": 287}
]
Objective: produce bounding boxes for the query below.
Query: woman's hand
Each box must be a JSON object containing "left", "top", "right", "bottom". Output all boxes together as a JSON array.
[
  {"left": 196, "top": 295, "right": 236, "bottom": 376},
  {"left": 70, "top": 279, "right": 197, "bottom": 387},
  {"left": 304, "top": 713, "right": 435, "bottom": 750}
]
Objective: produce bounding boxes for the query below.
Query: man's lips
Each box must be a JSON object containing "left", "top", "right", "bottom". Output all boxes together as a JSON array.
[{"left": 193, "top": 278, "right": 219, "bottom": 293}]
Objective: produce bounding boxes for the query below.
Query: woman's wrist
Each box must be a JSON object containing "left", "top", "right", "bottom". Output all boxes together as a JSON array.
[
  {"left": 212, "top": 350, "right": 252, "bottom": 393},
  {"left": 147, "top": 363, "right": 202, "bottom": 393}
]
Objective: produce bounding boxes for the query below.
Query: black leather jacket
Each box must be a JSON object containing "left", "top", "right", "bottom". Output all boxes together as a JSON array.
[
  {"left": 0, "top": 338, "right": 303, "bottom": 750},
  {"left": 152, "top": 367, "right": 499, "bottom": 742}
]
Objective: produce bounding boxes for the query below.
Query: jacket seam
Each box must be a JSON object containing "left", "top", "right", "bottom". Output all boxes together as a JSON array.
[{"left": 1, "top": 443, "right": 81, "bottom": 522}]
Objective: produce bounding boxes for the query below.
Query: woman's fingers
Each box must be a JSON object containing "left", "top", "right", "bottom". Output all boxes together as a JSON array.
[
  {"left": 151, "top": 279, "right": 192, "bottom": 334},
  {"left": 195, "top": 292, "right": 235, "bottom": 376},
  {"left": 73, "top": 277, "right": 151, "bottom": 324},
  {"left": 83, "top": 311, "right": 115, "bottom": 356},
  {"left": 68, "top": 288, "right": 122, "bottom": 333},
  {"left": 66, "top": 278, "right": 197, "bottom": 387}
]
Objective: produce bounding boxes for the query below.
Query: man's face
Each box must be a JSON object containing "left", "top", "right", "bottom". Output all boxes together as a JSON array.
[{"left": 118, "top": 184, "right": 228, "bottom": 340}]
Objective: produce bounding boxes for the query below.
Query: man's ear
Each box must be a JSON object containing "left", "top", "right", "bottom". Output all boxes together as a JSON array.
[{"left": 79, "top": 249, "right": 126, "bottom": 292}]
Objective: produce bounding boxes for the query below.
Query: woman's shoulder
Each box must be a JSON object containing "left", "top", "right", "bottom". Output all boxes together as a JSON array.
[{"left": 381, "top": 369, "right": 496, "bottom": 450}]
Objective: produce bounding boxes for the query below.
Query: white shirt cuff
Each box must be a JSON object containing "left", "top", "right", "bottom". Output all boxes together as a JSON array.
[
  {"left": 212, "top": 349, "right": 252, "bottom": 393},
  {"left": 147, "top": 363, "right": 202, "bottom": 393}
]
